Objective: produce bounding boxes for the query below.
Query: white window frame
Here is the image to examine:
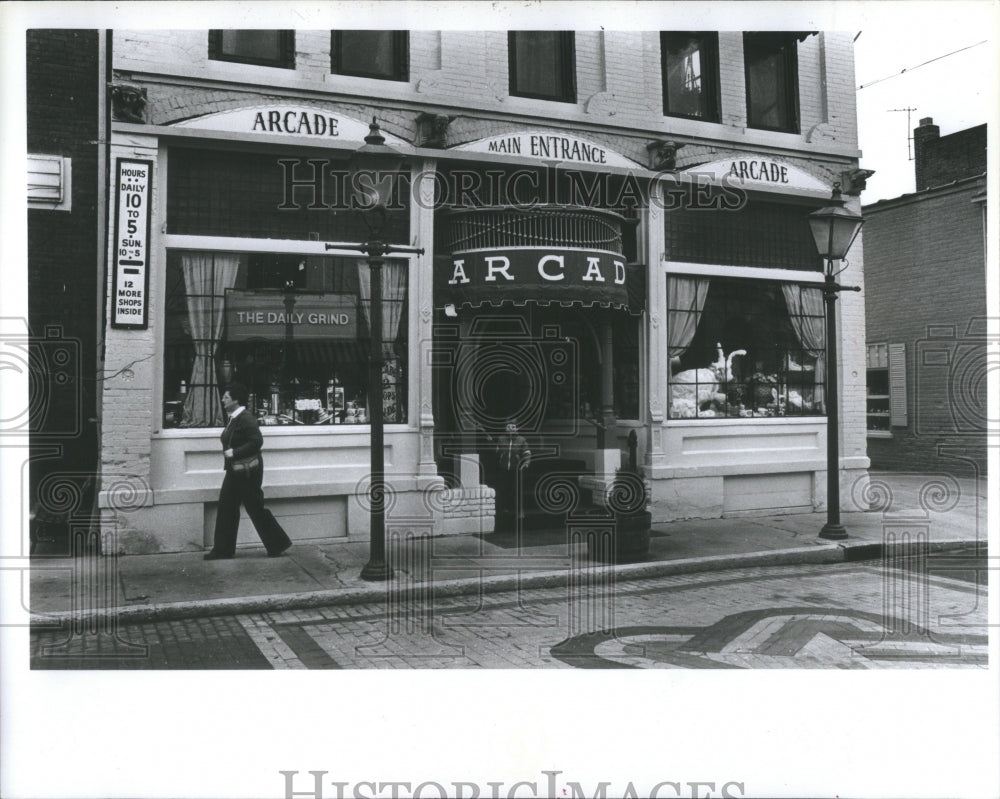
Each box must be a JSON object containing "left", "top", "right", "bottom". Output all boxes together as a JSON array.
[
  {"left": 866, "top": 341, "right": 907, "bottom": 438},
  {"left": 664, "top": 260, "right": 827, "bottom": 422},
  {"left": 158, "top": 233, "right": 418, "bottom": 436}
]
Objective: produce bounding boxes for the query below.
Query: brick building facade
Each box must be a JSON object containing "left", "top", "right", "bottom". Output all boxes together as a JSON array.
[
  {"left": 26, "top": 29, "right": 871, "bottom": 554},
  {"left": 863, "top": 118, "right": 987, "bottom": 476},
  {"left": 26, "top": 30, "right": 104, "bottom": 552}
]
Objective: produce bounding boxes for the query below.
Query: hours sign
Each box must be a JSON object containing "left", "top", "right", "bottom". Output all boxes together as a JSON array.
[{"left": 111, "top": 159, "right": 152, "bottom": 328}]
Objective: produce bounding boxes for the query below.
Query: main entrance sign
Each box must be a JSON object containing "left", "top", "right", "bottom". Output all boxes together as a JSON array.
[{"left": 453, "top": 132, "right": 642, "bottom": 169}]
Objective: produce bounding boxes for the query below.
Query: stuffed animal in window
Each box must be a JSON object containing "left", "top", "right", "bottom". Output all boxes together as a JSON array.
[{"left": 671, "top": 343, "right": 747, "bottom": 412}]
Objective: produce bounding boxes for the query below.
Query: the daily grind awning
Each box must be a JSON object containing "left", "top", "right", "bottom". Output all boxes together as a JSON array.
[{"left": 435, "top": 250, "right": 645, "bottom": 314}]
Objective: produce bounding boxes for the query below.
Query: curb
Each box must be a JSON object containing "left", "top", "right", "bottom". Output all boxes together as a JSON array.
[
  {"left": 839, "top": 537, "right": 981, "bottom": 562},
  {"left": 29, "top": 538, "right": 982, "bottom": 626}
]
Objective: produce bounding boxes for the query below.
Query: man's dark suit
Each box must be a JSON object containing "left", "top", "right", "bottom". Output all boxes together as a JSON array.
[
  {"left": 209, "top": 409, "right": 291, "bottom": 557},
  {"left": 494, "top": 432, "right": 531, "bottom": 533}
]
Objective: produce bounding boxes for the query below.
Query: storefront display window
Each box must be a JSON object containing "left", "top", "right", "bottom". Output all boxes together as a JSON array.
[
  {"left": 163, "top": 250, "right": 407, "bottom": 429},
  {"left": 668, "top": 276, "right": 824, "bottom": 419}
]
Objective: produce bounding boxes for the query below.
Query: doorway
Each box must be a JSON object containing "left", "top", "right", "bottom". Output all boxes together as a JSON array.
[{"left": 433, "top": 305, "right": 610, "bottom": 531}]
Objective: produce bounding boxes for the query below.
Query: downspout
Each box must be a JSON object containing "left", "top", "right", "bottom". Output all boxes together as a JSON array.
[{"left": 91, "top": 29, "right": 112, "bottom": 540}]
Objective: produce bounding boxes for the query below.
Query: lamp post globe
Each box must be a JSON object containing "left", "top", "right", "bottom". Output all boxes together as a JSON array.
[
  {"left": 808, "top": 184, "right": 865, "bottom": 264},
  {"left": 349, "top": 117, "right": 405, "bottom": 231}
]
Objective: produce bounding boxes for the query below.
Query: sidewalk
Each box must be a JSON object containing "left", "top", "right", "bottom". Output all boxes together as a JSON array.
[{"left": 27, "top": 472, "right": 988, "bottom": 624}]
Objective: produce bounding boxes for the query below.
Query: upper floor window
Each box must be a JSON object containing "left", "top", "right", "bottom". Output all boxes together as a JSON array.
[
  {"left": 661, "top": 32, "right": 720, "bottom": 122},
  {"left": 743, "top": 32, "right": 799, "bottom": 133},
  {"left": 208, "top": 30, "right": 295, "bottom": 69},
  {"left": 331, "top": 31, "right": 409, "bottom": 81},
  {"left": 508, "top": 31, "right": 576, "bottom": 103}
]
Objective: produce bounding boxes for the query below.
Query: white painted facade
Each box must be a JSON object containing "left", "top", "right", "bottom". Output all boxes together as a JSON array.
[{"left": 98, "top": 30, "right": 869, "bottom": 553}]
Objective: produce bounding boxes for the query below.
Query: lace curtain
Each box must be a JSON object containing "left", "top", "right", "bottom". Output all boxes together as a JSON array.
[
  {"left": 357, "top": 261, "right": 407, "bottom": 356},
  {"left": 181, "top": 253, "right": 242, "bottom": 427},
  {"left": 667, "top": 276, "right": 711, "bottom": 359},
  {"left": 781, "top": 284, "right": 826, "bottom": 411}
]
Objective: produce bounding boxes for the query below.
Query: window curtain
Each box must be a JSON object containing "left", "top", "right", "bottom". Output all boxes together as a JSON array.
[
  {"left": 512, "top": 32, "right": 565, "bottom": 98},
  {"left": 667, "top": 276, "right": 710, "bottom": 358},
  {"left": 746, "top": 54, "right": 782, "bottom": 127},
  {"left": 664, "top": 36, "right": 704, "bottom": 115},
  {"left": 182, "top": 253, "right": 242, "bottom": 427},
  {"left": 358, "top": 261, "right": 407, "bottom": 356},
  {"left": 745, "top": 33, "right": 795, "bottom": 130},
  {"left": 781, "top": 284, "right": 825, "bottom": 410}
]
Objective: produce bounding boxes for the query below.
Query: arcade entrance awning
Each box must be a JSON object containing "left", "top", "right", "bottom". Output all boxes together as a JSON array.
[{"left": 435, "top": 205, "right": 645, "bottom": 314}]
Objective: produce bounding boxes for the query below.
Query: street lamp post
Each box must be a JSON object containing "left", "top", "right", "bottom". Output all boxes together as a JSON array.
[
  {"left": 327, "top": 118, "right": 423, "bottom": 581},
  {"left": 808, "top": 182, "right": 864, "bottom": 540}
]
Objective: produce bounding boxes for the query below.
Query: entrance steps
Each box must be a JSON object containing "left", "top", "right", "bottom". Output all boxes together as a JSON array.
[{"left": 519, "top": 457, "right": 610, "bottom": 534}]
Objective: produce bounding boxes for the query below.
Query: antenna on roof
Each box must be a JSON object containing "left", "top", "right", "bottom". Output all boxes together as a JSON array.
[{"left": 888, "top": 107, "right": 918, "bottom": 160}]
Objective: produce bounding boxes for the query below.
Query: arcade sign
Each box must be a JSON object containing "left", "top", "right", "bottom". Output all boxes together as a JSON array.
[
  {"left": 173, "top": 105, "right": 413, "bottom": 148},
  {"left": 225, "top": 291, "right": 358, "bottom": 340},
  {"left": 683, "top": 156, "right": 830, "bottom": 194},
  {"left": 436, "top": 248, "right": 633, "bottom": 310},
  {"left": 111, "top": 158, "right": 152, "bottom": 329}
]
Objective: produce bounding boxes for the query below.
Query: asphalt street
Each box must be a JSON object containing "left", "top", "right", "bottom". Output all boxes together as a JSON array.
[{"left": 30, "top": 553, "right": 989, "bottom": 669}]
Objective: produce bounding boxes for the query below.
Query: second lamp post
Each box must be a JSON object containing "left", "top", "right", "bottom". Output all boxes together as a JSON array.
[{"left": 808, "top": 182, "right": 864, "bottom": 540}]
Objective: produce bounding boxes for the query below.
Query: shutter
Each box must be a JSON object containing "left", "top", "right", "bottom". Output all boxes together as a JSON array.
[
  {"left": 27, "top": 155, "right": 63, "bottom": 203},
  {"left": 888, "top": 343, "right": 907, "bottom": 427}
]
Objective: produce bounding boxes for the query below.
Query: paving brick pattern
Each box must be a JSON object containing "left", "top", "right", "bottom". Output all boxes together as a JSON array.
[
  {"left": 30, "top": 615, "right": 271, "bottom": 669},
  {"left": 30, "top": 560, "right": 989, "bottom": 669}
]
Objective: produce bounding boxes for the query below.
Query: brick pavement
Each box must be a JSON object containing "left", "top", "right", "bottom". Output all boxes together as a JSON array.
[{"left": 30, "top": 559, "right": 989, "bottom": 669}]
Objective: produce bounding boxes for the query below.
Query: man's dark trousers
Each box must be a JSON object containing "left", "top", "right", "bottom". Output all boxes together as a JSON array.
[
  {"left": 494, "top": 468, "right": 523, "bottom": 533},
  {"left": 212, "top": 460, "right": 291, "bottom": 555}
]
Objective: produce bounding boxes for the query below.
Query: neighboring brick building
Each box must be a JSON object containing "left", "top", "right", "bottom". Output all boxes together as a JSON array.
[
  {"left": 863, "top": 118, "right": 988, "bottom": 476},
  {"left": 27, "top": 29, "right": 870, "bottom": 553},
  {"left": 26, "top": 30, "right": 104, "bottom": 553}
]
